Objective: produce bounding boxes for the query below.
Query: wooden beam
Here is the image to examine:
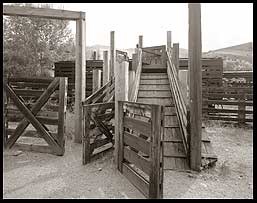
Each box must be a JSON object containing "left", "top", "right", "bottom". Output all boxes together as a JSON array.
[
  {"left": 109, "top": 31, "right": 115, "bottom": 79},
  {"left": 103, "top": 51, "right": 109, "bottom": 85},
  {"left": 139, "top": 35, "right": 143, "bottom": 48},
  {"left": 3, "top": 5, "right": 82, "bottom": 20},
  {"left": 114, "top": 51, "right": 129, "bottom": 167},
  {"left": 188, "top": 3, "right": 202, "bottom": 171},
  {"left": 172, "top": 43, "right": 180, "bottom": 76},
  {"left": 74, "top": 13, "right": 86, "bottom": 143},
  {"left": 92, "top": 51, "right": 101, "bottom": 92},
  {"left": 167, "top": 31, "right": 172, "bottom": 49}
]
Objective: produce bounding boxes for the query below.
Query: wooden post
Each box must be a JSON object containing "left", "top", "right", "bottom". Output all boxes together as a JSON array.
[
  {"left": 103, "top": 50, "right": 109, "bottom": 85},
  {"left": 92, "top": 51, "right": 101, "bottom": 92},
  {"left": 58, "top": 77, "right": 68, "bottom": 154},
  {"left": 74, "top": 12, "right": 86, "bottom": 143},
  {"left": 172, "top": 43, "right": 180, "bottom": 77},
  {"left": 139, "top": 35, "right": 143, "bottom": 48},
  {"left": 117, "top": 101, "right": 124, "bottom": 171},
  {"left": 167, "top": 31, "right": 172, "bottom": 49},
  {"left": 238, "top": 90, "right": 246, "bottom": 125},
  {"left": 149, "top": 105, "right": 162, "bottom": 199},
  {"left": 114, "top": 52, "right": 129, "bottom": 168},
  {"left": 188, "top": 3, "right": 202, "bottom": 171},
  {"left": 82, "top": 105, "right": 90, "bottom": 164},
  {"left": 109, "top": 31, "right": 115, "bottom": 80}
]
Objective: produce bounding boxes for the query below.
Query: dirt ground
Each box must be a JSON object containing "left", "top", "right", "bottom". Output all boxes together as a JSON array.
[{"left": 3, "top": 111, "right": 253, "bottom": 199}]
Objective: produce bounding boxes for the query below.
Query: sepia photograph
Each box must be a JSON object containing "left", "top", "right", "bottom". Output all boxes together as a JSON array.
[{"left": 3, "top": 3, "right": 253, "bottom": 199}]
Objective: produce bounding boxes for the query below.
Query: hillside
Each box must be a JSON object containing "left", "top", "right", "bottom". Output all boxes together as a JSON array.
[
  {"left": 203, "top": 42, "right": 253, "bottom": 71},
  {"left": 87, "top": 42, "right": 253, "bottom": 71}
]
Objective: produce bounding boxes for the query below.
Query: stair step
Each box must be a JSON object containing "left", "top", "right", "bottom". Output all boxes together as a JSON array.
[
  {"left": 164, "top": 115, "right": 178, "bottom": 126},
  {"left": 163, "top": 142, "right": 185, "bottom": 156},
  {"left": 141, "top": 75, "right": 168, "bottom": 80},
  {"left": 163, "top": 139, "right": 183, "bottom": 143},
  {"left": 139, "top": 84, "right": 170, "bottom": 90},
  {"left": 140, "top": 79, "right": 169, "bottom": 85},
  {"left": 138, "top": 90, "right": 171, "bottom": 98},
  {"left": 141, "top": 73, "right": 167, "bottom": 77},
  {"left": 143, "top": 64, "right": 166, "bottom": 69},
  {"left": 137, "top": 98, "right": 172, "bottom": 105},
  {"left": 164, "top": 154, "right": 187, "bottom": 158},
  {"left": 163, "top": 157, "right": 190, "bottom": 170}
]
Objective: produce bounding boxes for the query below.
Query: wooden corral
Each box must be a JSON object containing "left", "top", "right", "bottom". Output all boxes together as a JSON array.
[
  {"left": 54, "top": 60, "right": 104, "bottom": 102},
  {"left": 203, "top": 71, "right": 253, "bottom": 124},
  {"left": 4, "top": 77, "right": 67, "bottom": 155}
]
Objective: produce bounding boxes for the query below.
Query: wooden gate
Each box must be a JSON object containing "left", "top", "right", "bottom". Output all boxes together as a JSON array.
[
  {"left": 117, "top": 101, "right": 164, "bottom": 199},
  {"left": 82, "top": 78, "right": 115, "bottom": 164},
  {"left": 4, "top": 77, "right": 67, "bottom": 156},
  {"left": 142, "top": 45, "right": 166, "bottom": 65}
]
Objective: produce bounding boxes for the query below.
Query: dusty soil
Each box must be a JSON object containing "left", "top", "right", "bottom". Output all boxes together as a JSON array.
[{"left": 3, "top": 111, "right": 253, "bottom": 199}]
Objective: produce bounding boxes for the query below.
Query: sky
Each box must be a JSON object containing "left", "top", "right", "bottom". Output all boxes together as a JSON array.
[{"left": 6, "top": 3, "right": 253, "bottom": 52}]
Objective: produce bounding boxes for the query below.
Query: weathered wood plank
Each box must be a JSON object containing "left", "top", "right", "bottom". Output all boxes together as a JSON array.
[
  {"left": 124, "top": 147, "right": 151, "bottom": 176},
  {"left": 124, "top": 131, "right": 150, "bottom": 156},
  {"left": 122, "top": 163, "right": 149, "bottom": 198},
  {"left": 123, "top": 116, "right": 151, "bottom": 137}
]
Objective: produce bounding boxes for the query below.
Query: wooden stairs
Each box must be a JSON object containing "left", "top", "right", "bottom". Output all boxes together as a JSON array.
[
  {"left": 136, "top": 63, "right": 217, "bottom": 170},
  {"left": 137, "top": 64, "right": 189, "bottom": 170}
]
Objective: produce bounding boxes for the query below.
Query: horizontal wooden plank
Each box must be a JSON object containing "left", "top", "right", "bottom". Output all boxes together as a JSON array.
[
  {"left": 139, "top": 84, "right": 170, "bottom": 91},
  {"left": 203, "top": 108, "right": 253, "bottom": 114},
  {"left": 6, "top": 114, "right": 59, "bottom": 125},
  {"left": 124, "top": 132, "right": 150, "bottom": 155},
  {"left": 123, "top": 116, "right": 151, "bottom": 137},
  {"left": 137, "top": 98, "right": 172, "bottom": 106},
  {"left": 7, "top": 77, "right": 54, "bottom": 83},
  {"left": 124, "top": 147, "right": 151, "bottom": 175},
  {"left": 6, "top": 128, "right": 58, "bottom": 140},
  {"left": 206, "top": 116, "right": 253, "bottom": 122},
  {"left": 122, "top": 163, "right": 149, "bottom": 198},
  {"left": 203, "top": 99, "right": 253, "bottom": 106},
  {"left": 138, "top": 90, "right": 171, "bottom": 98},
  {"left": 13, "top": 143, "right": 53, "bottom": 154},
  {"left": 140, "top": 79, "right": 169, "bottom": 85},
  {"left": 3, "top": 5, "right": 83, "bottom": 20}
]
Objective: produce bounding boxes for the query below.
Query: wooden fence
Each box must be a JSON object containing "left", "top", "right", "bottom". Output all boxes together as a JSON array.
[
  {"left": 4, "top": 77, "right": 67, "bottom": 155},
  {"left": 117, "top": 101, "right": 164, "bottom": 199},
  {"left": 82, "top": 78, "right": 115, "bottom": 164},
  {"left": 54, "top": 60, "right": 103, "bottom": 102},
  {"left": 203, "top": 71, "right": 253, "bottom": 124}
]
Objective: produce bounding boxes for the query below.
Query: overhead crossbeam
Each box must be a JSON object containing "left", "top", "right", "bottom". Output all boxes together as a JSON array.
[{"left": 3, "top": 5, "right": 83, "bottom": 20}]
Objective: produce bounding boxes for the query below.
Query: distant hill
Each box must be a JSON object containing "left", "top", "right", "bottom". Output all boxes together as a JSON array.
[
  {"left": 203, "top": 42, "right": 253, "bottom": 71},
  {"left": 87, "top": 42, "right": 253, "bottom": 71}
]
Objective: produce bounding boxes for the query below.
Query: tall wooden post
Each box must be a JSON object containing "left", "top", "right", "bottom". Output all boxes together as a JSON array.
[
  {"left": 139, "top": 35, "right": 143, "bottom": 48},
  {"left": 93, "top": 51, "right": 101, "bottom": 92},
  {"left": 167, "top": 31, "right": 172, "bottom": 49},
  {"left": 109, "top": 31, "right": 115, "bottom": 80},
  {"left": 188, "top": 3, "right": 202, "bottom": 171},
  {"left": 103, "top": 50, "right": 109, "bottom": 85},
  {"left": 114, "top": 52, "right": 129, "bottom": 168},
  {"left": 172, "top": 43, "right": 180, "bottom": 76},
  {"left": 74, "top": 12, "right": 86, "bottom": 143}
]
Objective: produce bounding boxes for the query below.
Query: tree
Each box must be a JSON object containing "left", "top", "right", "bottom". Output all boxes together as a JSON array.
[{"left": 3, "top": 3, "right": 75, "bottom": 77}]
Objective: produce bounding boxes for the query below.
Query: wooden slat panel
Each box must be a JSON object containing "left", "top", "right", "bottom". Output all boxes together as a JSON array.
[
  {"left": 13, "top": 143, "right": 53, "bottom": 154},
  {"left": 204, "top": 100, "right": 253, "bottom": 106},
  {"left": 123, "top": 116, "right": 151, "bottom": 137},
  {"left": 137, "top": 98, "right": 171, "bottom": 106},
  {"left": 122, "top": 163, "right": 149, "bottom": 198},
  {"left": 124, "top": 147, "right": 151, "bottom": 175},
  {"left": 124, "top": 132, "right": 150, "bottom": 156}
]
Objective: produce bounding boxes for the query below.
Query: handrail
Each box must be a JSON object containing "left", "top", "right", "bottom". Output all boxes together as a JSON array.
[
  {"left": 129, "top": 49, "right": 143, "bottom": 102},
  {"left": 166, "top": 48, "right": 189, "bottom": 154},
  {"left": 82, "top": 78, "right": 114, "bottom": 105}
]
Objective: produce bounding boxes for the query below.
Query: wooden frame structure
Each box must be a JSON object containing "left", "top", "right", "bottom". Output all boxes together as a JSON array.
[
  {"left": 4, "top": 77, "right": 67, "bottom": 155},
  {"left": 3, "top": 5, "right": 86, "bottom": 144}
]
